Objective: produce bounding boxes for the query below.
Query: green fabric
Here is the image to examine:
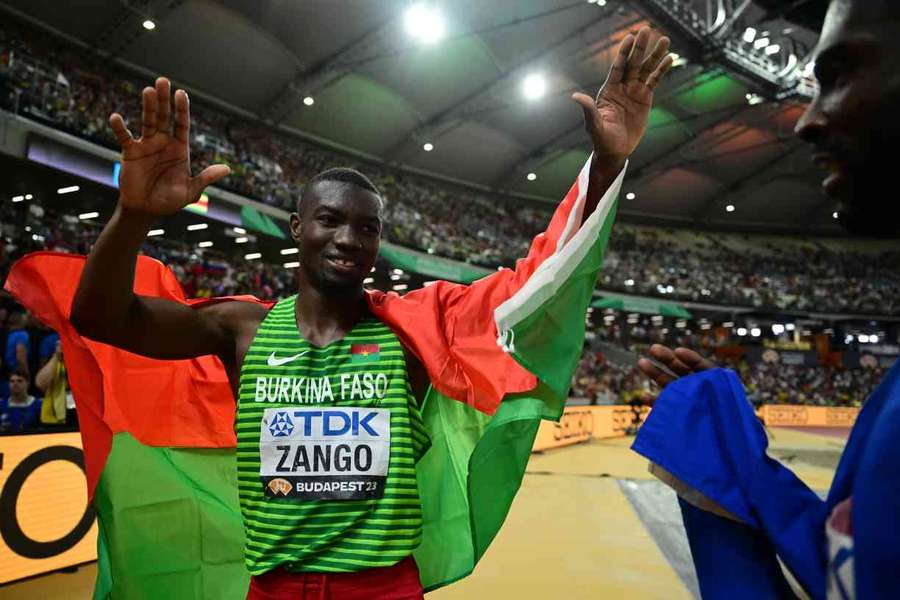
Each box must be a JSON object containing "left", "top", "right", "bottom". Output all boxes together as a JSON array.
[
  {"left": 378, "top": 242, "right": 492, "bottom": 284},
  {"left": 591, "top": 296, "right": 693, "bottom": 319},
  {"left": 235, "top": 295, "right": 428, "bottom": 574},
  {"left": 239, "top": 205, "right": 287, "bottom": 239},
  {"left": 92, "top": 433, "right": 248, "bottom": 600}
]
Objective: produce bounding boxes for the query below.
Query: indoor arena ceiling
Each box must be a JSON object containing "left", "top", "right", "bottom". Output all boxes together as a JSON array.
[{"left": 1, "top": 0, "right": 836, "bottom": 233}]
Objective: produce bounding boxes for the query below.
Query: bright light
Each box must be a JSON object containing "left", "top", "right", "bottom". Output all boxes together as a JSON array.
[
  {"left": 11, "top": 195, "right": 24, "bottom": 202},
  {"left": 283, "top": 261, "right": 300, "bottom": 269},
  {"left": 186, "top": 223, "right": 208, "bottom": 231},
  {"left": 845, "top": 334, "right": 854, "bottom": 344},
  {"left": 78, "top": 211, "right": 99, "bottom": 220},
  {"left": 746, "top": 93, "right": 764, "bottom": 105},
  {"left": 244, "top": 252, "right": 262, "bottom": 260},
  {"left": 754, "top": 37, "right": 770, "bottom": 50},
  {"left": 393, "top": 284, "right": 409, "bottom": 292},
  {"left": 522, "top": 73, "right": 547, "bottom": 101},
  {"left": 786, "top": 323, "right": 796, "bottom": 331},
  {"left": 198, "top": 241, "right": 213, "bottom": 248},
  {"left": 670, "top": 53, "right": 687, "bottom": 67},
  {"left": 624, "top": 279, "right": 634, "bottom": 286},
  {"left": 280, "top": 248, "right": 299, "bottom": 255},
  {"left": 597, "top": 0, "right": 607, "bottom": 5},
  {"left": 666, "top": 285, "right": 674, "bottom": 293},
  {"left": 871, "top": 335, "right": 880, "bottom": 344},
  {"left": 303, "top": 96, "right": 314, "bottom": 106},
  {"left": 626, "top": 192, "right": 636, "bottom": 200},
  {"left": 772, "top": 324, "right": 785, "bottom": 335},
  {"left": 404, "top": 4, "right": 445, "bottom": 44},
  {"left": 57, "top": 185, "right": 80, "bottom": 195},
  {"left": 723, "top": 322, "right": 734, "bottom": 328},
  {"left": 392, "top": 268, "right": 404, "bottom": 275},
  {"left": 751, "top": 327, "right": 761, "bottom": 337},
  {"left": 743, "top": 27, "right": 757, "bottom": 43},
  {"left": 363, "top": 277, "right": 375, "bottom": 285},
  {"left": 24, "top": 194, "right": 33, "bottom": 200},
  {"left": 765, "top": 44, "right": 781, "bottom": 56},
  {"left": 833, "top": 211, "right": 839, "bottom": 219},
  {"left": 147, "top": 229, "right": 165, "bottom": 237},
  {"left": 233, "top": 227, "right": 246, "bottom": 234},
  {"left": 526, "top": 172, "right": 537, "bottom": 181},
  {"left": 142, "top": 19, "right": 156, "bottom": 31},
  {"left": 858, "top": 334, "right": 870, "bottom": 344},
  {"left": 726, "top": 204, "right": 735, "bottom": 212},
  {"left": 235, "top": 236, "right": 249, "bottom": 244},
  {"left": 423, "top": 142, "right": 434, "bottom": 152}
]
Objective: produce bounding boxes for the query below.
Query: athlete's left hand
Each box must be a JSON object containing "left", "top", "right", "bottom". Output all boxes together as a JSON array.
[{"left": 573, "top": 27, "right": 673, "bottom": 164}]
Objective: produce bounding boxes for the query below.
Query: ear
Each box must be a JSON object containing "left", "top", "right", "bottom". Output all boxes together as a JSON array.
[{"left": 289, "top": 212, "right": 302, "bottom": 245}]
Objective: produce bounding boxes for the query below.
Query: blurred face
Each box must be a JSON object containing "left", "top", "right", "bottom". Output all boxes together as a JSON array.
[
  {"left": 9, "top": 375, "right": 27, "bottom": 396},
  {"left": 795, "top": 0, "right": 900, "bottom": 235},
  {"left": 290, "top": 181, "right": 382, "bottom": 292}
]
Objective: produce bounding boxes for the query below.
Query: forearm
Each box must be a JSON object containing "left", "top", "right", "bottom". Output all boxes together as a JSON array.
[
  {"left": 35, "top": 355, "right": 58, "bottom": 392},
  {"left": 71, "top": 203, "right": 156, "bottom": 340},
  {"left": 582, "top": 154, "right": 627, "bottom": 225},
  {"left": 15, "top": 344, "right": 29, "bottom": 376}
]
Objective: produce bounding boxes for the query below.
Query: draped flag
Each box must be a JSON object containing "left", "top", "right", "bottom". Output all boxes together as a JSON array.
[
  {"left": 632, "top": 365, "right": 900, "bottom": 600},
  {"left": 5, "top": 157, "right": 625, "bottom": 598}
]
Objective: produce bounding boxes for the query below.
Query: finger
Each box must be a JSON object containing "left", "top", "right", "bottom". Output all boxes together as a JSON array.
[
  {"left": 604, "top": 33, "right": 634, "bottom": 87},
  {"left": 188, "top": 164, "right": 231, "bottom": 201},
  {"left": 141, "top": 86, "right": 157, "bottom": 139},
  {"left": 174, "top": 89, "right": 190, "bottom": 143},
  {"left": 638, "top": 36, "right": 670, "bottom": 83},
  {"left": 646, "top": 54, "right": 674, "bottom": 90},
  {"left": 156, "top": 77, "right": 171, "bottom": 135},
  {"left": 648, "top": 344, "right": 692, "bottom": 376},
  {"left": 109, "top": 113, "right": 134, "bottom": 148},
  {"left": 625, "top": 27, "right": 652, "bottom": 82},
  {"left": 674, "top": 347, "right": 715, "bottom": 371},
  {"left": 571, "top": 92, "right": 597, "bottom": 124},
  {"left": 638, "top": 358, "right": 676, "bottom": 388}
]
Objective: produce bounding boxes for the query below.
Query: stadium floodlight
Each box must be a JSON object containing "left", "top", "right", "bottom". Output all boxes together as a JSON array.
[
  {"left": 392, "top": 268, "right": 404, "bottom": 275},
  {"left": 57, "top": 185, "right": 80, "bottom": 194},
  {"left": 235, "top": 237, "right": 249, "bottom": 244},
  {"left": 858, "top": 334, "right": 870, "bottom": 343},
  {"left": 186, "top": 223, "right": 208, "bottom": 231},
  {"left": 147, "top": 229, "right": 164, "bottom": 237},
  {"left": 363, "top": 277, "right": 375, "bottom": 285},
  {"left": 751, "top": 327, "right": 761, "bottom": 337},
  {"left": 25, "top": 194, "right": 33, "bottom": 200},
  {"left": 303, "top": 96, "right": 314, "bottom": 106},
  {"left": 786, "top": 323, "right": 796, "bottom": 331},
  {"left": 726, "top": 204, "right": 736, "bottom": 212},
  {"left": 283, "top": 261, "right": 300, "bottom": 269},
  {"left": 753, "top": 37, "right": 770, "bottom": 50},
  {"left": 142, "top": 19, "right": 156, "bottom": 31},
  {"left": 244, "top": 252, "right": 262, "bottom": 260},
  {"left": 626, "top": 192, "right": 636, "bottom": 200},
  {"left": 833, "top": 211, "right": 839, "bottom": 219},
  {"left": 233, "top": 227, "right": 246, "bottom": 234},
  {"left": 666, "top": 285, "right": 674, "bottom": 293},
  {"left": 280, "top": 248, "right": 299, "bottom": 255},
  {"left": 423, "top": 142, "right": 434, "bottom": 152},
  {"left": 871, "top": 335, "right": 880, "bottom": 344},
  {"left": 393, "top": 284, "right": 409, "bottom": 292},
  {"left": 597, "top": 0, "right": 607, "bottom": 5},
  {"left": 522, "top": 73, "right": 547, "bottom": 101},
  {"left": 772, "top": 324, "right": 785, "bottom": 335},
  {"left": 625, "top": 279, "right": 634, "bottom": 286},
  {"left": 526, "top": 172, "right": 537, "bottom": 181},
  {"left": 198, "top": 241, "right": 213, "bottom": 248},
  {"left": 765, "top": 44, "right": 781, "bottom": 56},
  {"left": 743, "top": 27, "right": 757, "bottom": 43},
  {"left": 404, "top": 4, "right": 445, "bottom": 45},
  {"left": 78, "top": 211, "right": 99, "bottom": 220},
  {"left": 11, "top": 195, "right": 24, "bottom": 202}
]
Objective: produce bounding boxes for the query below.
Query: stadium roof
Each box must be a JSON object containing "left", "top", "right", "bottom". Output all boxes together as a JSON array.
[{"left": 1, "top": 0, "right": 836, "bottom": 233}]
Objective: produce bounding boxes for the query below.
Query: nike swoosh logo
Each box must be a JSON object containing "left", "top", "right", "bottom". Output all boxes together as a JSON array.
[{"left": 266, "top": 350, "right": 310, "bottom": 367}]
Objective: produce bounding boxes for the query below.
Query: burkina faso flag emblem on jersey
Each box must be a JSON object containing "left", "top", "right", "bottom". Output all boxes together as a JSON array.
[{"left": 351, "top": 343, "right": 380, "bottom": 362}]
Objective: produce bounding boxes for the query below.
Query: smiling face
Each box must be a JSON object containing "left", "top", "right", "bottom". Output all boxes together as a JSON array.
[
  {"left": 795, "top": 0, "right": 900, "bottom": 235},
  {"left": 290, "top": 179, "right": 382, "bottom": 293}
]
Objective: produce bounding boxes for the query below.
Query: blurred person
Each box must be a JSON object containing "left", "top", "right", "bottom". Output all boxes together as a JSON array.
[
  {"left": 635, "top": 2, "right": 900, "bottom": 598},
  {"left": 35, "top": 338, "right": 74, "bottom": 427},
  {"left": 7, "top": 27, "right": 678, "bottom": 600},
  {"left": 0, "top": 370, "right": 40, "bottom": 432}
]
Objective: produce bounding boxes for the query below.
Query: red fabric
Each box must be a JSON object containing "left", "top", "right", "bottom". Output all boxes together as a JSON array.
[
  {"left": 3, "top": 171, "right": 584, "bottom": 498},
  {"left": 246, "top": 557, "right": 423, "bottom": 600}
]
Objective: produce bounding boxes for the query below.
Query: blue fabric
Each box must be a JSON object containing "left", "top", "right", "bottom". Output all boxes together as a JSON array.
[
  {"left": 4, "top": 329, "right": 30, "bottom": 370},
  {"left": 633, "top": 364, "right": 900, "bottom": 599},
  {"left": 0, "top": 396, "right": 42, "bottom": 431},
  {"left": 39, "top": 331, "right": 59, "bottom": 363}
]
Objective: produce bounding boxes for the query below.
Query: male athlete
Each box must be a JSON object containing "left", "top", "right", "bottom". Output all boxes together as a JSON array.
[
  {"left": 71, "top": 29, "right": 673, "bottom": 599},
  {"left": 636, "top": 2, "right": 900, "bottom": 597}
]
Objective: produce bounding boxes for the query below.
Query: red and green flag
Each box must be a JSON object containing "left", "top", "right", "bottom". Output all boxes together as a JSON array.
[
  {"left": 350, "top": 343, "right": 380, "bottom": 363},
  {"left": 4, "top": 156, "right": 625, "bottom": 598}
]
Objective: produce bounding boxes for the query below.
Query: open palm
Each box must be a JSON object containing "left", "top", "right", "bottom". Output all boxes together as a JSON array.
[
  {"left": 573, "top": 28, "right": 673, "bottom": 161},
  {"left": 110, "top": 77, "right": 229, "bottom": 216}
]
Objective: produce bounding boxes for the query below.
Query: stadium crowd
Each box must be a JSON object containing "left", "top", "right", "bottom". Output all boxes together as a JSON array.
[{"left": 3, "top": 16, "right": 900, "bottom": 315}]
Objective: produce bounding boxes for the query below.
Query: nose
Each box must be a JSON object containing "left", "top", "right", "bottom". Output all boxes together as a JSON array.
[
  {"left": 795, "top": 95, "right": 827, "bottom": 145},
  {"left": 332, "top": 224, "right": 361, "bottom": 251}
]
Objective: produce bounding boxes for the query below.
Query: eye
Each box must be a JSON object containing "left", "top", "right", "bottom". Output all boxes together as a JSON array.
[{"left": 317, "top": 214, "right": 338, "bottom": 226}]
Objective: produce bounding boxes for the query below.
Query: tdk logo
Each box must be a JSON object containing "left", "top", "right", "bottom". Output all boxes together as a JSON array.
[
  {"left": 268, "top": 412, "right": 294, "bottom": 437},
  {"left": 292, "top": 410, "right": 380, "bottom": 437}
]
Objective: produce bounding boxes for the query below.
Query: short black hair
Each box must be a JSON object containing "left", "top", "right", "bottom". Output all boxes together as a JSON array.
[{"left": 297, "top": 167, "right": 382, "bottom": 215}]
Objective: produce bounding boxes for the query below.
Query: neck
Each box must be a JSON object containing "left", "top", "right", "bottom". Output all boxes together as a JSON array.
[
  {"left": 10, "top": 392, "right": 28, "bottom": 403},
  {"left": 294, "top": 275, "right": 367, "bottom": 346}
]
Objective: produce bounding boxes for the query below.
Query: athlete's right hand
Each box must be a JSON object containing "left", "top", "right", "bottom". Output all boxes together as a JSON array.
[
  {"left": 637, "top": 344, "right": 715, "bottom": 389},
  {"left": 109, "top": 77, "right": 230, "bottom": 216}
]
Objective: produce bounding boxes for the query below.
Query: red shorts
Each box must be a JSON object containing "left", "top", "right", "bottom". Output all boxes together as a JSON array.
[{"left": 246, "top": 556, "right": 424, "bottom": 600}]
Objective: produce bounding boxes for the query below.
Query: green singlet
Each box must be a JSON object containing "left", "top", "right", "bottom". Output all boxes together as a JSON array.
[{"left": 235, "top": 295, "right": 430, "bottom": 575}]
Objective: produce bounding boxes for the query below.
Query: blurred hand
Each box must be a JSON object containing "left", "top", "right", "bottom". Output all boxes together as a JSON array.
[
  {"left": 573, "top": 27, "right": 674, "bottom": 164},
  {"left": 109, "top": 77, "right": 230, "bottom": 216},
  {"left": 637, "top": 344, "right": 715, "bottom": 389}
]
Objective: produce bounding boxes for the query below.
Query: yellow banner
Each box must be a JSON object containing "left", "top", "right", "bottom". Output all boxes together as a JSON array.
[
  {"left": 759, "top": 405, "right": 859, "bottom": 428},
  {"left": 0, "top": 432, "right": 97, "bottom": 584},
  {"left": 532, "top": 405, "right": 649, "bottom": 452}
]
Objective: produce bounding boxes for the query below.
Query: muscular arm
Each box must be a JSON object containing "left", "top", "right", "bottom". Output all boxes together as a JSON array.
[{"left": 35, "top": 351, "right": 58, "bottom": 393}]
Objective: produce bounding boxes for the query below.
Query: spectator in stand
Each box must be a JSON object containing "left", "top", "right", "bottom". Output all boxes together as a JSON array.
[
  {"left": 35, "top": 337, "right": 74, "bottom": 427},
  {"left": 0, "top": 369, "right": 40, "bottom": 432},
  {"left": 3, "top": 311, "right": 30, "bottom": 399}
]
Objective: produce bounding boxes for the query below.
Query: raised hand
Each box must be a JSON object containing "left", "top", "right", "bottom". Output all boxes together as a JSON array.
[
  {"left": 573, "top": 27, "right": 673, "bottom": 162},
  {"left": 637, "top": 344, "right": 715, "bottom": 389},
  {"left": 109, "top": 77, "right": 230, "bottom": 216}
]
